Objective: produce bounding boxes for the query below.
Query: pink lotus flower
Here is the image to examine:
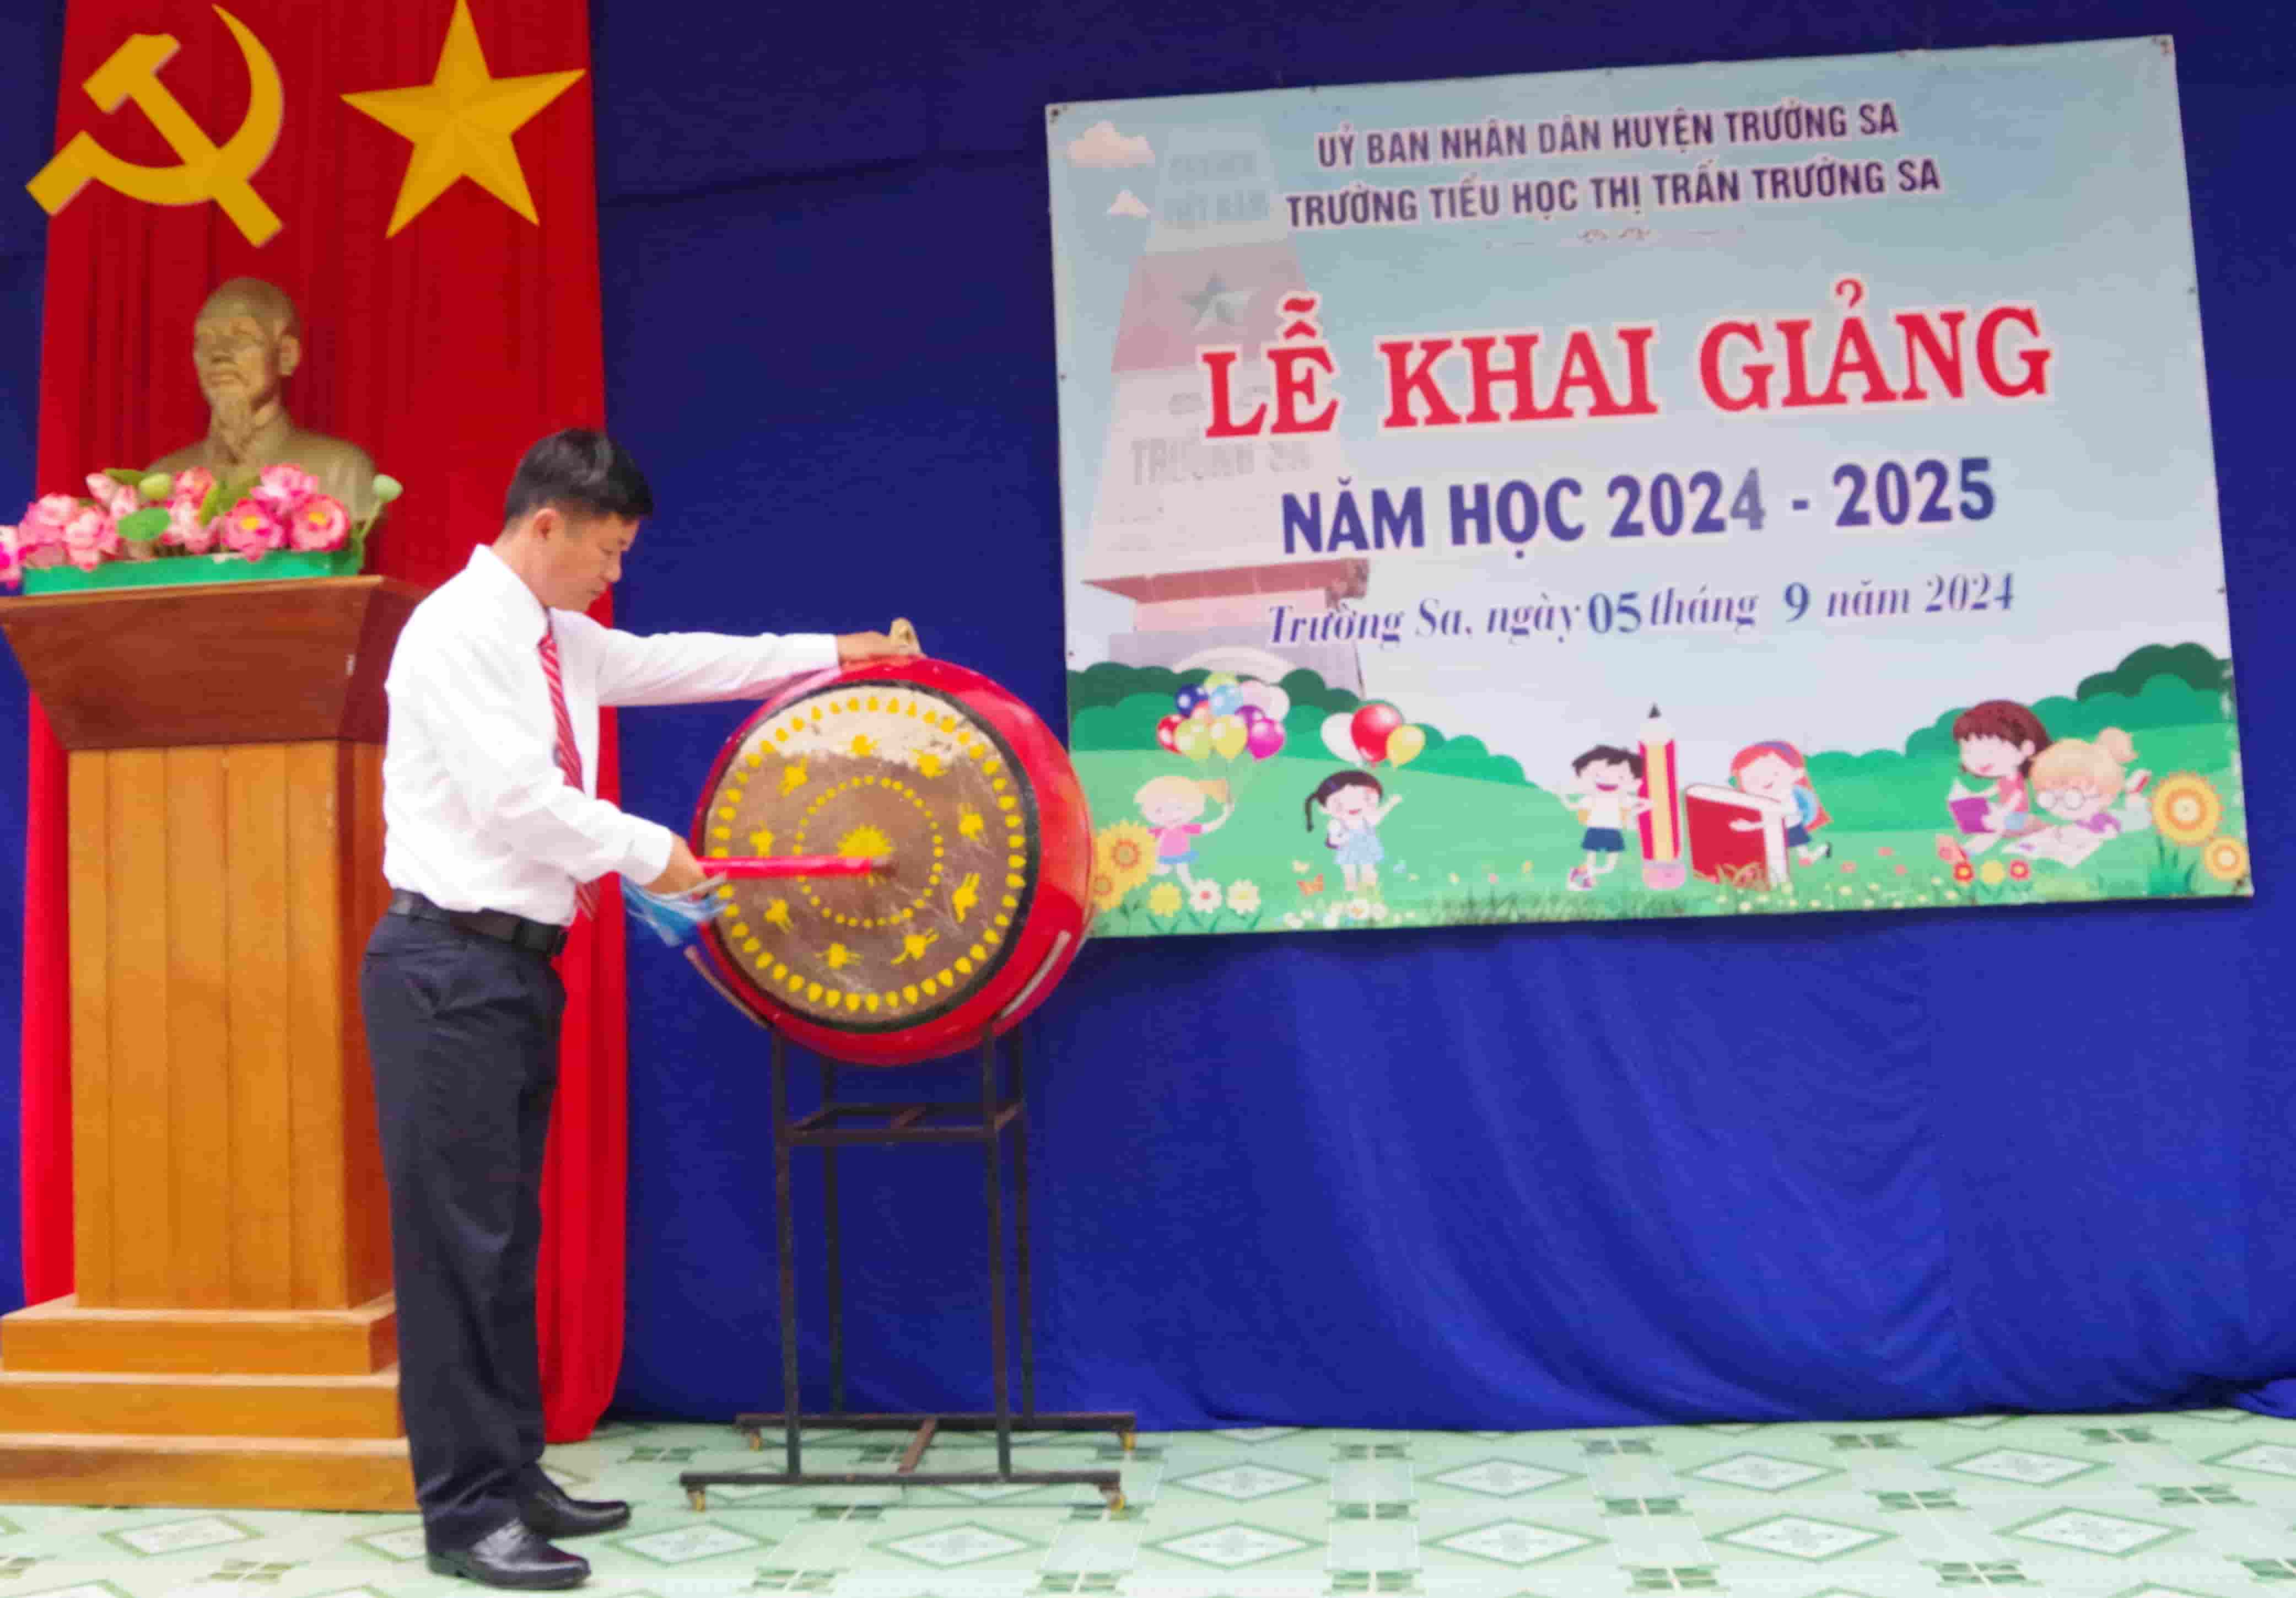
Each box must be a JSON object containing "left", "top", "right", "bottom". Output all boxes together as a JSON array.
[
  {"left": 251, "top": 463, "right": 320, "bottom": 517},
  {"left": 288, "top": 493, "right": 348, "bottom": 552},
  {"left": 166, "top": 499, "right": 218, "bottom": 555},
  {"left": 218, "top": 498, "right": 287, "bottom": 561},
  {"left": 168, "top": 466, "right": 214, "bottom": 514},
  {"left": 83, "top": 472, "right": 139, "bottom": 519},
  {"left": 60, "top": 507, "right": 120, "bottom": 570},
  {"left": 15, "top": 494, "right": 78, "bottom": 564},
  {"left": 160, "top": 467, "right": 220, "bottom": 552}
]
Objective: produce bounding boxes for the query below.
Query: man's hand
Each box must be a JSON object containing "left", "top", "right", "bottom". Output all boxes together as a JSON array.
[
  {"left": 642, "top": 836, "right": 708, "bottom": 896},
  {"left": 837, "top": 621, "right": 924, "bottom": 665}
]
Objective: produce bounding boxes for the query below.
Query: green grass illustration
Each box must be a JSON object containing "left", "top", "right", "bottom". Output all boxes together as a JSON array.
[{"left": 1070, "top": 643, "right": 2250, "bottom": 937}]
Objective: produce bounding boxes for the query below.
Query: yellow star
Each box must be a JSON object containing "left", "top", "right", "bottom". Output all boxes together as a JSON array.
[{"left": 342, "top": 0, "right": 584, "bottom": 238}]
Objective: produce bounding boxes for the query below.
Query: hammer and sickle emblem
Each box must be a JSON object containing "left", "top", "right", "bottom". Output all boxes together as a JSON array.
[{"left": 26, "top": 5, "right": 285, "bottom": 246}]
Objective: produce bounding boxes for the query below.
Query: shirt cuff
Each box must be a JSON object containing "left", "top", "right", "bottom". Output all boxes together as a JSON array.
[
  {"left": 781, "top": 633, "right": 842, "bottom": 675},
  {"left": 620, "top": 818, "right": 679, "bottom": 889}
]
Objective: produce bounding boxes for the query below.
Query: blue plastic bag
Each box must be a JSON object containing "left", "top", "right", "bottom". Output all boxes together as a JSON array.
[{"left": 624, "top": 876, "right": 731, "bottom": 948}]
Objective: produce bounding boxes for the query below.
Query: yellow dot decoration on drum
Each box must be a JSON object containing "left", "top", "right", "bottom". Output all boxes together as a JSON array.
[{"left": 686, "top": 658, "right": 1095, "bottom": 1066}]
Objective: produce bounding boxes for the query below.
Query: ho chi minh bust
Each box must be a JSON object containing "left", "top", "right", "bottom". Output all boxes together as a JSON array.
[{"left": 148, "top": 277, "right": 377, "bottom": 519}]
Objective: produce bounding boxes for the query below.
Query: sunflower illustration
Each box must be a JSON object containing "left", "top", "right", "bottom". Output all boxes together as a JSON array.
[
  {"left": 1088, "top": 869, "right": 1126, "bottom": 913},
  {"left": 1146, "top": 881, "right": 1183, "bottom": 917},
  {"left": 1095, "top": 821, "right": 1156, "bottom": 896},
  {"left": 2152, "top": 773, "right": 2223, "bottom": 846},
  {"left": 2203, "top": 835, "right": 2250, "bottom": 884}
]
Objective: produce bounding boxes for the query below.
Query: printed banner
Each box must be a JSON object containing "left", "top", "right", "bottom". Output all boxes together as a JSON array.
[{"left": 1048, "top": 36, "right": 2248, "bottom": 937}]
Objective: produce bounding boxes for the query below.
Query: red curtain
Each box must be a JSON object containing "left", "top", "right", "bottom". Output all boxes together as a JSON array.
[{"left": 24, "top": 0, "right": 626, "bottom": 1440}]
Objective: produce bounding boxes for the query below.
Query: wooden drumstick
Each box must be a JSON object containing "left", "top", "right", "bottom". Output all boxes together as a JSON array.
[{"left": 888, "top": 616, "right": 921, "bottom": 654}]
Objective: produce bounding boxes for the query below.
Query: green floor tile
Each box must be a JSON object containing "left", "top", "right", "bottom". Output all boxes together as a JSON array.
[{"left": 3, "top": 1412, "right": 2296, "bottom": 1596}]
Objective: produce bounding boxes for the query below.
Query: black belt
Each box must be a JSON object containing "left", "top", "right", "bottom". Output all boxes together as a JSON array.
[{"left": 389, "top": 890, "right": 569, "bottom": 957}]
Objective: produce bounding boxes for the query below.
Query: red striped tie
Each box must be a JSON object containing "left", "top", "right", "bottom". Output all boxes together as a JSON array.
[{"left": 538, "top": 621, "right": 599, "bottom": 921}]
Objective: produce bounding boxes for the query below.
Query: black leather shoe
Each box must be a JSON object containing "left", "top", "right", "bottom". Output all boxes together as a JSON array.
[
  {"left": 427, "top": 1519, "right": 590, "bottom": 1589},
  {"left": 516, "top": 1474, "right": 632, "bottom": 1539}
]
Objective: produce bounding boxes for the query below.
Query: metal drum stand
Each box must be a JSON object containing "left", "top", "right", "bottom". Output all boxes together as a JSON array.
[{"left": 678, "top": 987, "right": 1135, "bottom": 1514}]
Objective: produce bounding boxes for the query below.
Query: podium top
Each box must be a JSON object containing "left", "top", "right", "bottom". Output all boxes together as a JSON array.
[{"left": 0, "top": 575, "right": 427, "bottom": 750}]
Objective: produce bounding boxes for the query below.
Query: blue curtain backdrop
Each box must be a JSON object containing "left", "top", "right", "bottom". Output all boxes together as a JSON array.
[
  {"left": 2, "top": 1, "right": 2294, "bottom": 1429},
  {"left": 0, "top": 0, "right": 60, "bottom": 1319}
]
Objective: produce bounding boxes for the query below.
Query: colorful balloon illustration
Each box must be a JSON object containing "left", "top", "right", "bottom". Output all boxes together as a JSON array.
[
  {"left": 1321, "top": 712, "right": 1361, "bottom": 765},
  {"left": 1237, "top": 704, "right": 1268, "bottom": 729},
  {"left": 1174, "top": 718, "right": 1214, "bottom": 761},
  {"left": 1238, "top": 680, "right": 1291, "bottom": 723},
  {"left": 1155, "top": 713, "right": 1184, "bottom": 753},
  {"left": 1210, "top": 713, "right": 1249, "bottom": 760},
  {"left": 1351, "top": 701, "right": 1406, "bottom": 764},
  {"left": 1247, "top": 715, "right": 1287, "bottom": 760},
  {"left": 1174, "top": 684, "right": 1208, "bottom": 718},
  {"left": 1386, "top": 724, "right": 1428, "bottom": 769},
  {"left": 1209, "top": 684, "right": 1244, "bottom": 717}
]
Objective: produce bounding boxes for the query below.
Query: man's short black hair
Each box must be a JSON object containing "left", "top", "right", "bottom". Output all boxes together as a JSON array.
[{"left": 503, "top": 428, "right": 655, "bottom": 526}]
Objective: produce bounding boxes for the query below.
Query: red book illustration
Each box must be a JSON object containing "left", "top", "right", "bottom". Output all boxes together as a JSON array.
[{"left": 1684, "top": 783, "right": 1790, "bottom": 888}]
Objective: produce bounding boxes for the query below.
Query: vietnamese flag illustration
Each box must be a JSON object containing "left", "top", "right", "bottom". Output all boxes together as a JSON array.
[{"left": 21, "top": 0, "right": 626, "bottom": 1438}]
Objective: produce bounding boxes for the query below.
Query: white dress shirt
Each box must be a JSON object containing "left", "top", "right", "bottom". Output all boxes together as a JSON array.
[{"left": 381, "top": 545, "right": 839, "bottom": 925}]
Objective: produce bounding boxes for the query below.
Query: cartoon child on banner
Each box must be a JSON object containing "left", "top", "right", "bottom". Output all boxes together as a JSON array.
[
  {"left": 2007, "top": 727, "right": 2153, "bottom": 868},
  {"left": 1946, "top": 700, "right": 2051, "bottom": 854},
  {"left": 1560, "top": 745, "right": 1650, "bottom": 891},
  {"left": 1728, "top": 741, "right": 1833, "bottom": 865},
  {"left": 1135, "top": 773, "right": 1232, "bottom": 889},
  {"left": 1306, "top": 770, "right": 1404, "bottom": 894}
]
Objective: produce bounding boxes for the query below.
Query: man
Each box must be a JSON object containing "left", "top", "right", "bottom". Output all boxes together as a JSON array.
[
  {"left": 149, "top": 276, "right": 379, "bottom": 518},
  {"left": 361, "top": 429, "right": 916, "bottom": 1590}
]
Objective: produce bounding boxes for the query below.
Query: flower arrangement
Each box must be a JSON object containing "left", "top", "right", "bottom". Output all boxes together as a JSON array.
[{"left": 1, "top": 464, "right": 402, "bottom": 589}]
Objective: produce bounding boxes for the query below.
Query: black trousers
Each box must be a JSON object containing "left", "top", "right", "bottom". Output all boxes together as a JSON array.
[{"left": 360, "top": 912, "right": 565, "bottom": 1549}]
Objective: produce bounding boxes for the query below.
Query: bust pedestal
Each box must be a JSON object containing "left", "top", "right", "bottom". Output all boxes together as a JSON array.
[{"left": 0, "top": 577, "right": 423, "bottom": 1509}]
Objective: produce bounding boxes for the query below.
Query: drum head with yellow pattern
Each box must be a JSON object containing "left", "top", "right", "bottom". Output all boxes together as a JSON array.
[{"left": 698, "top": 679, "right": 1040, "bottom": 1034}]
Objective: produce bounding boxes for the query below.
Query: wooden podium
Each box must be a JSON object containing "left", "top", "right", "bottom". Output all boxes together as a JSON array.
[{"left": 0, "top": 576, "right": 423, "bottom": 1509}]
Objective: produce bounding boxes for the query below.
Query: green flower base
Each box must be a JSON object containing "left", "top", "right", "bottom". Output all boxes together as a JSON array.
[{"left": 20, "top": 545, "right": 362, "bottom": 594}]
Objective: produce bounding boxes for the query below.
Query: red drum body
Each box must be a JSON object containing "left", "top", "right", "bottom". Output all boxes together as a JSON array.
[{"left": 689, "top": 658, "right": 1093, "bottom": 1066}]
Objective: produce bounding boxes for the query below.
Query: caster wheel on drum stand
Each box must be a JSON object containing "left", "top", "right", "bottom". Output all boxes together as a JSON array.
[
  {"left": 1103, "top": 1490, "right": 1127, "bottom": 1518},
  {"left": 1119, "top": 1430, "right": 1137, "bottom": 1452},
  {"left": 688, "top": 1489, "right": 708, "bottom": 1512}
]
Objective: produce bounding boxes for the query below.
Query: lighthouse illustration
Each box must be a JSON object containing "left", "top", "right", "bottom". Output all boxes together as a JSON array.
[{"left": 1069, "top": 125, "right": 1368, "bottom": 693}]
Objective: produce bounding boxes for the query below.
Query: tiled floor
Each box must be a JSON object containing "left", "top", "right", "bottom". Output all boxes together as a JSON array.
[{"left": 12, "top": 1409, "right": 2296, "bottom": 1595}]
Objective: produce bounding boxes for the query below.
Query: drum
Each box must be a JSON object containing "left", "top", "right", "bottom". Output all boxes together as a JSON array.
[{"left": 688, "top": 658, "right": 1093, "bottom": 1066}]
